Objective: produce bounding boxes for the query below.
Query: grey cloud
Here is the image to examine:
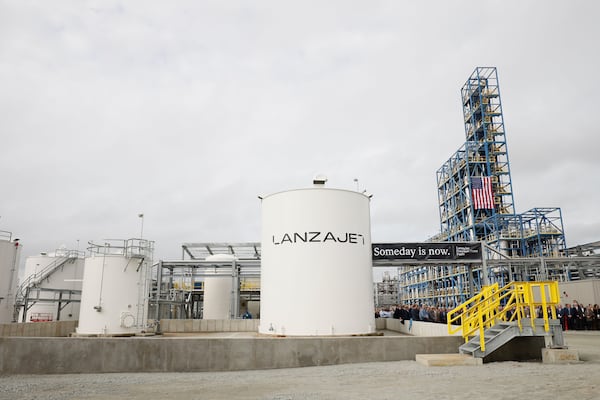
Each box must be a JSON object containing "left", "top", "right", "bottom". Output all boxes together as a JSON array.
[{"left": 1, "top": 1, "right": 599, "bottom": 273}]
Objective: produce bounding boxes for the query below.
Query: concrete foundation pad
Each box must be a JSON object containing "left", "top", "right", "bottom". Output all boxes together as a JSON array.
[
  {"left": 542, "top": 348, "right": 580, "bottom": 364},
  {"left": 416, "top": 353, "right": 482, "bottom": 367}
]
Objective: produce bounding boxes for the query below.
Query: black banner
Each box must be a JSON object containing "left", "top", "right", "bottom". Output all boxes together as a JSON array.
[{"left": 372, "top": 242, "right": 482, "bottom": 261}]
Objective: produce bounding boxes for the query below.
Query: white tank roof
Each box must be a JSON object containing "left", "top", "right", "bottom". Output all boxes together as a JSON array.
[{"left": 205, "top": 254, "right": 237, "bottom": 262}]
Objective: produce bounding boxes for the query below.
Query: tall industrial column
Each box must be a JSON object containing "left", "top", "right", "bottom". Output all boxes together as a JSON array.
[
  {"left": 409, "top": 67, "right": 570, "bottom": 306},
  {"left": 437, "top": 67, "right": 516, "bottom": 244}
]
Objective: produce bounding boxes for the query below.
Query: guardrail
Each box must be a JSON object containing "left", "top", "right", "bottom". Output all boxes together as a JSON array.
[
  {"left": 447, "top": 281, "right": 559, "bottom": 352},
  {"left": 87, "top": 238, "right": 154, "bottom": 258}
]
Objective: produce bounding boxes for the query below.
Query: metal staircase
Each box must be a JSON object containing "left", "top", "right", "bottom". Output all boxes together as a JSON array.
[
  {"left": 13, "top": 250, "right": 81, "bottom": 321},
  {"left": 458, "top": 318, "right": 564, "bottom": 358},
  {"left": 448, "top": 281, "right": 564, "bottom": 359}
]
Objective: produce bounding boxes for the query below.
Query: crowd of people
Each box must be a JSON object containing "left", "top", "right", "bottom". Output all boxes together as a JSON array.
[
  {"left": 375, "top": 300, "right": 600, "bottom": 331},
  {"left": 556, "top": 301, "right": 600, "bottom": 331},
  {"left": 375, "top": 304, "right": 450, "bottom": 325}
]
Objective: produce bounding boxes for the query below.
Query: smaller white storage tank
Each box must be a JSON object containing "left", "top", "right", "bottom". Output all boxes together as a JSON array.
[
  {"left": 203, "top": 254, "right": 236, "bottom": 319},
  {"left": 0, "top": 231, "right": 21, "bottom": 324},
  {"left": 76, "top": 239, "right": 153, "bottom": 335},
  {"left": 18, "top": 247, "right": 84, "bottom": 322}
]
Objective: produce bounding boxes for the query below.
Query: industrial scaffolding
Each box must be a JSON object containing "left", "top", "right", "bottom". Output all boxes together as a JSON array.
[
  {"left": 435, "top": 67, "right": 566, "bottom": 258},
  {"left": 149, "top": 243, "right": 261, "bottom": 320},
  {"left": 396, "top": 67, "right": 570, "bottom": 306},
  {"left": 436, "top": 67, "right": 515, "bottom": 243}
]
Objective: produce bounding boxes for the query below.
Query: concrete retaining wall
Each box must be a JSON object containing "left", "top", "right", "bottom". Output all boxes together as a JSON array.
[
  {"left": 384, "top": 318, "right": 461, "bottom": 337},
  {"left": 0, "top": 319, "right": 453, "bottom": 338},
  {"left": 0, "top": 318, "right": 465, "bottom": 374},
  {"left": 0, "top": 321, "right": 77, "bottom": 337},
  {"left": 0, "top": 319, "right": 259, "bottom": 337},
  {"left": 0, "top": 335, "right": 463, "bottom": 374},
  {"left": 159, "top": 319, "right": 259, "bottom": 333},
  {"left": 158, "top": 318, "right": 453, "bottom": 337}
]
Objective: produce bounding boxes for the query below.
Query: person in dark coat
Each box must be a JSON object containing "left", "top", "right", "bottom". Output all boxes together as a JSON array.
[
  {"left": 440, "top": 307, "right": 447, "bottom": 324},
  {"left": 400, "top": 306, "right": 410, "bottom": 324},
  {"left": 393, "top": 305, "right": 402, "bottom": 320},
  {"left": 410, "top": 304, "right": 420, "bottom": 321},
  {"left": 575, "top": 302, "right": 586, "bottom": 330},
  {"left": 569, "top": 303, "right": 579, "bottom": 330}
]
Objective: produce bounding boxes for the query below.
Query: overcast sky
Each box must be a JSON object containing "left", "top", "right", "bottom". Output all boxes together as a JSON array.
[{"left": 1, "top": 1, "right": 599, "bottom": 279}]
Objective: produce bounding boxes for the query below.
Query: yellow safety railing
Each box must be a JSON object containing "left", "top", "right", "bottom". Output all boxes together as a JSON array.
[{"left": 447, "top": 281, "right": 559, "bottom": 352}]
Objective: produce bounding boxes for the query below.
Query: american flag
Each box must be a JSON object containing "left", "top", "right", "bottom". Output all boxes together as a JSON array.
[{"left": 471, "top": 176, "right": 494, "bottom": 209}]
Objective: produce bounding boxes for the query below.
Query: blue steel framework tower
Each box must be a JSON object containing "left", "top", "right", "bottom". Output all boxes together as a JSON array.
[
  {"left": 437, "top": 67, "right": 515, "bottom": 243},
  {"left": 435, "top": 67, "right": 566, "bottom": 260},
  {"left": 398, "top": 67, "right": 568, "bottom": 308}
]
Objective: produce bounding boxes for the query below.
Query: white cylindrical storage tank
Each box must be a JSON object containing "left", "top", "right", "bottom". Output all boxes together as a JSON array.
[
  {"left": 0, "top": 232, "right": 21, "bottom": 324},
  {"left": 19, "top": 248, "right": 84, "bottom": 322},
  {"left": 202, "top": 254, "right": 235, "bottom": 320},
  {"left": 259, "top": 184, "right": 375, "bottom": 336},
  {"left": 76, "top": 239, "right": 153, "bottom": 335}
]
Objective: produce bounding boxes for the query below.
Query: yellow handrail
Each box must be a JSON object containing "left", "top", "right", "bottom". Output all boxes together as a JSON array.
[{"left": 447, "top": 281, "right": 559, "bottom": 353}]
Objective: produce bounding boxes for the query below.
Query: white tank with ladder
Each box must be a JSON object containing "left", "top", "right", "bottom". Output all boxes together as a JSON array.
[{"left": 76, "top": 239, "right": 153, "bottom": 335}]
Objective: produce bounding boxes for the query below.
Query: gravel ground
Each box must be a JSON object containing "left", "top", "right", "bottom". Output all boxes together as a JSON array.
[{"left": 1, "top": 331, "right": 599, "bottom": 400}]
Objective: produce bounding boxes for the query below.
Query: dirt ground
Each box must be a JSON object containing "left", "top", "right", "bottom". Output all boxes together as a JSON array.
[{"left": 1, "top": 331, "right": 599, "bottom": 400}]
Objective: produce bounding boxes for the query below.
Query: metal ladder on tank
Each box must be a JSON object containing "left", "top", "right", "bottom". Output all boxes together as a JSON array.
[
  {"left": 118, "top": 239, "right": 153, "bottom": 331},
  {"left": 136, "top": 257, "right": 151, "bottom": 331}
]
